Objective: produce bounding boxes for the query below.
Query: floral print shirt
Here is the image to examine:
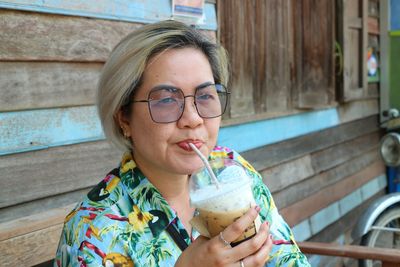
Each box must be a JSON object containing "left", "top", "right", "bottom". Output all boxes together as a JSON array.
[{"left": 54, "top": 146, "right": 310, "bottom": 267}]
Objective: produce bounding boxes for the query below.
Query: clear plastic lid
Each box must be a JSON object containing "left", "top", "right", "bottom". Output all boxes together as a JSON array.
[{"left": 189, "top": 158, "right": 253, "bottom": 207}]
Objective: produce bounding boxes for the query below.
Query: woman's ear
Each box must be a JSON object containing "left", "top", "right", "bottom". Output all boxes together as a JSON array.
[{"left": 116, "top": 109, "right": 131, "bottom": 138}]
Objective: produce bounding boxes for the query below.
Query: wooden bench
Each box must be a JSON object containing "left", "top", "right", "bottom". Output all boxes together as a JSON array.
[
  {"left": 0, "top": 204, "right": 76, "bottom": 266},
  {"left": 298, "top": 241, "right": 400, "bottom": 267}
]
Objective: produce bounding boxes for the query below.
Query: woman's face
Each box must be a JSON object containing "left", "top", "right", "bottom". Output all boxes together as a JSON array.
[{"left": 122, "top": 47, "right": 221, "bottom": 176}]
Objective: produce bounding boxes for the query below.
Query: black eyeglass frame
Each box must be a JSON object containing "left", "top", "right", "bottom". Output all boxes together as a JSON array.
[{"left": 131, "top": 83, "right": 230, "bottom": 123}]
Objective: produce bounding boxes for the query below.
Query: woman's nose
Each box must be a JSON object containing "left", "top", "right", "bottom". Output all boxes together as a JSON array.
[{"left": 177, "top": 96, "right": 203, "bottom": 128}]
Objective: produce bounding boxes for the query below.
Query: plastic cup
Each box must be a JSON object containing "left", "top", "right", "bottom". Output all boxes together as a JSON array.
[{"left": 189, "top": 158, "right": 261, "bottom": 246}]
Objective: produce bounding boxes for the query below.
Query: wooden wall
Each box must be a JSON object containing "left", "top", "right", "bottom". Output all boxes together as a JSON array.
[
  {"left": 218, "top": 0, "right": 336, "bottom": 119},
  {"left": 218, "top": 0, "right": 385, "bottom": 266},
  {"left": 0, "top": 1, "right": 387, "bottom": 266},
  {"left": 0, "top": 1, "right": 217, "bottom": 265}
]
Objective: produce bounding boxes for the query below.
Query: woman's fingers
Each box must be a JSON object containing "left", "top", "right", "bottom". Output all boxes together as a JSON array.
[
  {"left": 229, "top": 221, "right": 270, "bottom": 261},
  {"left": 242, "top": 233, "right": 273, "bottom": 267},
  {"left": 220, "top": 206, "right": 260, "bottom": 244}
]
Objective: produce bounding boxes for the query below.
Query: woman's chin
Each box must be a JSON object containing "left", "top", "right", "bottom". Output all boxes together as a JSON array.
[{"left": 173, "top": 158, "right": 204, "bottom": 175}]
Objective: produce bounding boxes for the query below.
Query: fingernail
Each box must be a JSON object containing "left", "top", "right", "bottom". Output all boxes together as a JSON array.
[
  {"left": 265, "top": 221, "right": 269, "bottom": 227},
  {"left": 255, "top": 205, "right": 261, "bottom": 212},
  {"left": 269, "top": 234, "right": 273, "bottom": 239}
]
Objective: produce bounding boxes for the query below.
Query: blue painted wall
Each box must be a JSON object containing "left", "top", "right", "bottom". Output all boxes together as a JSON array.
[
  {"left": 219, "top": 108, "right": 339, "bottom": 152},
  {"left": 0, "top": 0, "right": 217, "bottom": 30},
  {"left": 0, "top": 107, "right": 104, "bottom": 155},
  {"left": 391, "top": 0, "right": 400, "bottom": 30},
  {"left": 0, "top": 107, "right": 340, "bottom": 155}
]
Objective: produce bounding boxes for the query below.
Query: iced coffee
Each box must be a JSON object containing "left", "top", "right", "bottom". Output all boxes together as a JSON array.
[{"left": 190, "top": 158, "right": 261, "bottom": 246}]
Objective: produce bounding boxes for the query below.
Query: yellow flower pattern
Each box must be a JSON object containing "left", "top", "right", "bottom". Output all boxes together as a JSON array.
[
  {"left": 54, "top": 146, "right": 310, "bottom": 267},
  {"left": 128, "top": 206, "right": 153, "bottom": 232}
]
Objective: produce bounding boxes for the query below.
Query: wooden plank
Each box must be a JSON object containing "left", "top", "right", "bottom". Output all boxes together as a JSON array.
[
  {"left": 379, "top": 0, "right": 390, "bottom": 123},
  {"left": 273, "top": 145, "right": 380, "bottom": 209},
  {"left": 338, "top": 98, "right": 379, "bottom": 123},
  {"left": 0, "top": 9, "right": 142, "bottom": 61},
  {"left": 264, "top": 0, "right": 291, "bottom": 112},
  {"left": 367, "top": 82, "right": 379, "bottom": 98},
  {"left": 308, "top": 174, "right": 386, "bottom": 235},
  {"left": 219, "top": 108, "right": 339, "bottom": 153},
  {"left": 280, "top": 160, "right": 385, "bottom": 226},
  {"left": 0, "top": 140, "right": 120, "bottom": 208},
  {"left": 347, "top": 17, "right": 362, "bottom": 29},
  {"left": 368, "top": 17, "right": 380, "bottom": 35},
  {"left": 242, "top": 115, "right": 379, "bottom": 171},
  {"left": 0, "top": 106, "right": 104, "bottom": 155},
  {"left": 368, "top": 34, "right": 380, "bottom": 49},
  {"left": 339, "top": 188, "right": 363, "bottom": 216},
  {"left": 290, "top": 183, "right": 382, "bottom": 243},
  {"left": 362, "top": 0, "right": 368, "bottom": 93},
  {"left": 309, "top": 202, "right": 341, "bottom": 237},
  {"left": 253, "top": 0, "right": 267, "bottom": 114},
  {"left": 348, "top": 28, "right": 363, "bottom": 94},
  {"left": 308, "top": 191, "right": 382, "bottom": 243},
  {"left": 298, "top": 240, "right": 400, "bottom": 263},
  {"left": 368, "top": 0, "right": 379, "bottom": 18},
  {"left": 261, "top": 155, "right": 314, "bottom": 193},
  {"left": 310, "top": 131, "right": 380, "bottom": 173},
  {"left": 221, "top": 109, "right": 303, "bottom": 127},
  {"left": 0, "top": 62, "right": 101, "bottom": 111},
  {"left": 291, "top": 0, "right": 302, "bottom": 109},
  {"left": 338, "top": 0, "right": 369, "bottom": 102},
  {"left": 347, "top": 0, "right": 362, "bottom": 18},
  {"left": 218, "top": 0, "right": 255, "bottom": 117},
  {"left": 0, "top": 187, "right": 89, "bottom": 224},
  {"left": 0, "top": 0, "right": 217, "bottom": 30},
  {"left": 293, "top": 0, "right": 335, "bottom": 108},
  {"left": 0, "top": 224, "right": 62, "bottom": 266},
  {"left": 0, "top": 204, "right": 75, "bottom": 241},
  {"left": 1, "top": 107, "right": 339, "bottom": 156},
  {"left": 1, "top": 107, "right": 338, "bottom": 156}
]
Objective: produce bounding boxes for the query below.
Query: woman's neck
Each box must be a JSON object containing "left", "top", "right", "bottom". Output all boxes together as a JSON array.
[
  {"left": 149, "top": 172, "right": 190, "bottom": 205},
  {"left": 132, "top": 155, "right": 189, "bottom": 203},
  {"left": 132, "top": 157, "right": 195, "bottom": 234},
  {"left": 131, "top": 153, "right": 195, "bottom": 233}
]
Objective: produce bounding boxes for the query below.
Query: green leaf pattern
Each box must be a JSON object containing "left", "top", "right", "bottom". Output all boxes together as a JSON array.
[{"left": 54, "top": 146, "right": 310, "bottom": 267}]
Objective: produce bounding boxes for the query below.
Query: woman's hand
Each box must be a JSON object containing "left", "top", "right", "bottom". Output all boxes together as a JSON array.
[{"left": 175, "top": 206, "right": 273, "bottom": 267}]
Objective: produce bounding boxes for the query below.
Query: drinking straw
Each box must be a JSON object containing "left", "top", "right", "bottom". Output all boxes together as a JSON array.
[{"left": 189, "top": 143, "right": 220, "bottom": 189}]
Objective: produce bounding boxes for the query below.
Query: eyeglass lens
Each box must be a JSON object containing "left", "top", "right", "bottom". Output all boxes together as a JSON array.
[{"left": 148, "top": 84, "right": 227, "bottom": 123}]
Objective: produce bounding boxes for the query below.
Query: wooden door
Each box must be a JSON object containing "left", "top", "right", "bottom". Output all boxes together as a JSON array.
[{"left": 337, "top": 0, "right": 369, "bottom": 102}]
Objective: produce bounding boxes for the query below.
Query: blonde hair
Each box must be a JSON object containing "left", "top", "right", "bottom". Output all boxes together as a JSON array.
[{"left": 97, "top": 20, "right": 229, "bottom": 151}]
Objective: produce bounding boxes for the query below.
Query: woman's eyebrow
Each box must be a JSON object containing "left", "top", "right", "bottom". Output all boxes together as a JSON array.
[
  {"left": 150, "top": 82, "right": 214, "bottom": 92},
  {"left": 196, "top": 82, "right": 214, "bottom": 89},
  {"left": 150, "top": 84, "right": 180, "bottom": 92}
]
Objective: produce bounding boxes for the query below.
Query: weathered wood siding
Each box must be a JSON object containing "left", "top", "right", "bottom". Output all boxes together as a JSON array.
[
  {"left": 218, "top": 0, "right": 336, "bottom": 118},
  {"left": 217, "top": 1, "right": 384, "bottom": 266},
  {"left": 0, "top": 1, "right": 386, "bottom": 266}
]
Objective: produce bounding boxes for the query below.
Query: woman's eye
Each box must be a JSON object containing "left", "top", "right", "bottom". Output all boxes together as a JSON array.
[
  {"left": 197, "top": 94, "right": 214, "bottom": 100},
  {"left": 158, "top": 97, "right": 177, "bottom": 104}
]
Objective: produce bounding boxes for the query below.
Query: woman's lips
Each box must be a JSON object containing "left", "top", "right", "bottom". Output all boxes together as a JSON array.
[{"left": 177, "top": 140, "right": 203, "bottom": 151}]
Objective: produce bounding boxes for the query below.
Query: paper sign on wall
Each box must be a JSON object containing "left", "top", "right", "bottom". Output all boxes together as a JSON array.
[{"left": 172, "top": 0, "right": 205, "bottom": 25}]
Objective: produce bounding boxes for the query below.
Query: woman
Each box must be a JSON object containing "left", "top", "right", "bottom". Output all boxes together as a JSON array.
[{"left": 54, "top": 20, "right": 310, "bottom": 267}]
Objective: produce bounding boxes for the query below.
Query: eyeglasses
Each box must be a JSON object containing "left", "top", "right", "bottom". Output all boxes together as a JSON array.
[{"left": 132, "top": 83, "right": 230, "bottom": 123}]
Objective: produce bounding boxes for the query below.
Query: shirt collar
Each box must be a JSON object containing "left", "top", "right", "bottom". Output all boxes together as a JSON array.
[{"left": 118, "top": 152, "right": 178, "bottom": 238}]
